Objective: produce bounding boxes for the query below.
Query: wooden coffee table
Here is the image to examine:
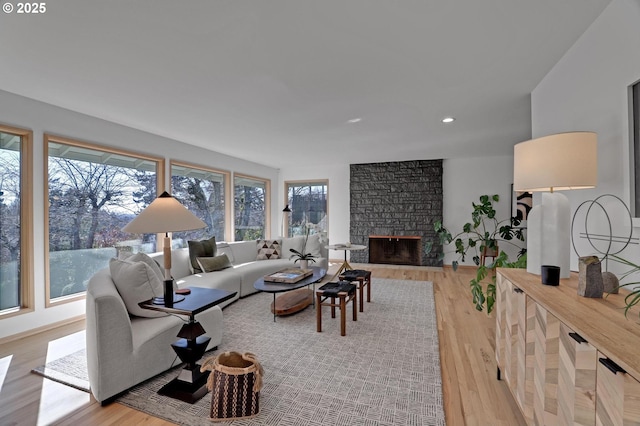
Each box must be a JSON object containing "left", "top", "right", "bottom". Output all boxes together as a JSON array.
[{"left": 254, "top": 266, "right": 326, "bottom": 321}]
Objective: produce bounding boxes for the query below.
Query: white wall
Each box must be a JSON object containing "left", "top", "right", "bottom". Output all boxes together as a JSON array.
[
  {"left": 0, "top": 90, "right": 279, "bottom": 340},
  {"left": 531, "top": 0, "right": 640, "bottom": 273}
]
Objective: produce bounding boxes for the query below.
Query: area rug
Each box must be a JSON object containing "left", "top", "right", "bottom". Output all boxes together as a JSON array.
[
  {"left": 117, "top": 278, "right": 445, "bottom": 425},
  {"left": 31, "top": 348, "right": 90, "bottom": 392}
]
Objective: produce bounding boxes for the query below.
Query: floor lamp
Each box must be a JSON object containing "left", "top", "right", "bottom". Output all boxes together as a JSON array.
[
  {"left": 513, "top": 132, "right": 597, "bottom": 279},
  {"left": 282, "top": 204, "right": 291, "bottom": 237},
  {"left": 122, "top": 191, "right": 206, "bottom": 306}
]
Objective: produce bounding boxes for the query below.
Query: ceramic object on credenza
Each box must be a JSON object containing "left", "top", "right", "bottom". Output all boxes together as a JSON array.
[{"left": 602, "top": 271, "right": 619, "bottom": 294}]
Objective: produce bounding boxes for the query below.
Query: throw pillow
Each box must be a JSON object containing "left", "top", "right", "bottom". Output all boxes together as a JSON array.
[
  {"left": 256, "top": 239, "right": 282, "bottom": 260},
  {"left": 120, "top": 251, "right": 165, "bottom": 281},
  {"left": 188, "top": 236, "right": 217, "bottom": 273},
  {"left": 196, "top": 254, "right": 232, "bottom": 272},
  {"left": 109, "top": 258, "right": 167, "bottom": 318}
]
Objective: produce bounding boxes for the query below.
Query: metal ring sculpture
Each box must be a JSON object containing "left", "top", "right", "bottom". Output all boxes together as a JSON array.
[{"left": 571, "top": 194, "right": 634, "bottom": 261}]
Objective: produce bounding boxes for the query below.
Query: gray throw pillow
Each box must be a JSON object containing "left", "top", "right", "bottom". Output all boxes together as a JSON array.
[
  {"left": 188, "top": 236, "right": 217, "bottom": 273},
  {"left": 196, "top": 254, "right": 232, "bottom": 272}
]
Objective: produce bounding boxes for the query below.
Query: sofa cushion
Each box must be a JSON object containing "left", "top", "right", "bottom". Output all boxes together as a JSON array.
[
  {"left": 305, "top": 234, "right": 323, "bottom": 259},
  {"left": 216, "top": 243, "right": 235, "bottom": 264},
  {"left": 256, "top": 239, "right": 282, "bottom": 260},
  {"left": 109, "top": 258, "right": 167, "bottom": 318},
  {"left": 282, "top": 236, "right": 304, "bottom": 260},
  {"left": 188, "top": 236, "right": 217, "bottom": 273},
  {"left": 196, "top": 254, "right": 232, "bottom": 272}
]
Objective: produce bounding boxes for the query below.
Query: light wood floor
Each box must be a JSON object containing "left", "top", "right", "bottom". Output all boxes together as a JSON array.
[{"left": 0, "top": 264, "right": 525, "bottom": 425}]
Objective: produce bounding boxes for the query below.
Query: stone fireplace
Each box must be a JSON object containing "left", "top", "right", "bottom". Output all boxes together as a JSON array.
[{"left": 349, "top": 159, "right": 442, "bottom": 267}]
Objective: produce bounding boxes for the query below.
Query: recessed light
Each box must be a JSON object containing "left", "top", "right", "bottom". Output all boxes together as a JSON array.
[
  {"left": 441, "top": 117, "right": 455, "bottom": 123},
  {"left": 347, "top": 118, "right": 362, "bottom": 124}
]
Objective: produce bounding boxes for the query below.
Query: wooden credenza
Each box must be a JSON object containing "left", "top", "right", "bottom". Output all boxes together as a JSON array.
[{"left": 496, "top": 268, "right": 640, "bottom": 425}]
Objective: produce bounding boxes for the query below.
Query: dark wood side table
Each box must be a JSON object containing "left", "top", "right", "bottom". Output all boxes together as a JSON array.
[{"left": 139, "top": 287, "right": 236, "bottom": 403}]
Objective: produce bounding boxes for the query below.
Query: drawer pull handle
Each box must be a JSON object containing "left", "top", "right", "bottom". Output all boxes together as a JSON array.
[
  {"left": 599, "top": 357, "right": 626, "bottom": 375},
  {"left": 513, "top": 287, "right": 524, "bottom": 294},
  {"left": 569, "top": 332, "right": 587, "bottom": 344}
]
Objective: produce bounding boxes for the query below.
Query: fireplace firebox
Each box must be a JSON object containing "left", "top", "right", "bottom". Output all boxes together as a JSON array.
[{"left": 368, "top": 235, "right": 422, "bottom": 266}]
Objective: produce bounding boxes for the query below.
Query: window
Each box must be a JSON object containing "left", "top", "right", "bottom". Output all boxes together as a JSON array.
[
  {"left": 45, "top": 135, "right": 163, "bottom": 304},
  {"left": 0, "top": 125, "right": 33, "bottom": 316},
  {"left": 171, "top": 161, "right": 230, "bottom": 245},
  {"left": 285, "top": 180, "right": 328, "bottom": 238},
  {"left": 234, "top": 174, "right": 270, "bottom": 241}
]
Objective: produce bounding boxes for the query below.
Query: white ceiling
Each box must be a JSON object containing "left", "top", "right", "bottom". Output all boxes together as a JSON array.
[{"left": 0, "top": 0, "right": 612, "bottom": 168}]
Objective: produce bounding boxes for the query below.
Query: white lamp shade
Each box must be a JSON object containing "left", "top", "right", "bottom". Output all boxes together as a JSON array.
[
  {"left": 122, "top": 191, "right": 206, "bottom": 234},
  {"left": 513, "top": 132, "right": 597, "bottom": 192}
]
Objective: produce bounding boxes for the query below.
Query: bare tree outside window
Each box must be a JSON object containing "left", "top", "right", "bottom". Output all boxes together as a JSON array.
[
  {"left": 171, "top": 162, "right": 228, "bottom": 245},
  {"left": 234, "top": 175, "right": 269, "bottom": 241},
  {"left": 46, "top": 137, "right": 161, "bottom": 301},
  {"left": 286, "top": 180, "right": 328, "bottom": 239},
  {"left": 0, "top": 131, "right": 24, "bottom": 311}
]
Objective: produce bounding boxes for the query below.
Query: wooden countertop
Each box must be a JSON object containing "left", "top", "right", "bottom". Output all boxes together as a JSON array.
[{"left": 497, "top": 268, "right": 640, "bottom": 379}]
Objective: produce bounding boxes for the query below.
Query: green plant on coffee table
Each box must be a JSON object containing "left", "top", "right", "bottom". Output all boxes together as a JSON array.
[{"left": 433, "top": 194, "right": 526, "bottom": 313}]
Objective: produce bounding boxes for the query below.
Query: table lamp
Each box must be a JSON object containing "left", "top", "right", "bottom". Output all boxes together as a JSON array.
[
  {"left": 513, "top": 132, "right": 597, "bottom": 279},
  {"left": 122, "top": 191, "right": 206, "bottom": 306}
]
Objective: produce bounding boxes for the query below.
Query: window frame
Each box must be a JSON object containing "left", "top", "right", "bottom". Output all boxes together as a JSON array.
[
  {"left": 44, "top": 134, "right": 165, "bottom": 307},
  {"left": 0, "top": 124, "right": 33, "bottom": 319},
  {"left": 233, "top": 173, "right": 271, "bottom": 241},
  {"left": 631, "top": 79, "right": 640, "bottom": 221},
  {"left": 170, "top": 160, "right": 232, "bottom": 242}
]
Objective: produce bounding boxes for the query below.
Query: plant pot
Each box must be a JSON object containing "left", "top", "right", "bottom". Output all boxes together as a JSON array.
[{"left": 299, "top": 260, "right": 309, "bottom": 269}]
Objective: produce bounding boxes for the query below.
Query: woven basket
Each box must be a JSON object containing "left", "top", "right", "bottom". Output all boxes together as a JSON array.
[{"left": 200, "top": 351, "right": 264, "bottom": 421}]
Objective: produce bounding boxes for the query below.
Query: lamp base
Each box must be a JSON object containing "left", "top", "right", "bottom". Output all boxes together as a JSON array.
[
  {"left": 152, "top": 279, "right": 185, "bottom": 307},
  {"left": 152, "top": 295, "right": 186, "bottom": 305}
]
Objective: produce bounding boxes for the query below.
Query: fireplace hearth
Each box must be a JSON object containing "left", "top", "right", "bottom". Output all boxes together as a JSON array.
[{"left": 369, "top": 236, "right": 421, "bottom": 266}]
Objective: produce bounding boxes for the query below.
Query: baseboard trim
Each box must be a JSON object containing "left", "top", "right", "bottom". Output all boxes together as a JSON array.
[{"left": 0, "top": 314, "right": 85, "bottom": 345}]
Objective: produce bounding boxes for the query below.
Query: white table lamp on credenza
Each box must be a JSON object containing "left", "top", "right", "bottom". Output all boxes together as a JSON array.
[
  {"left": 513, "top": 132, "right": 597, "bottom": 279},
  {"left": 122, "top": 191, "right": 206, "bottom": 306}
]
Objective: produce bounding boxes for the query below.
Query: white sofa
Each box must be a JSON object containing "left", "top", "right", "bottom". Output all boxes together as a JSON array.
[{"left": 86, "top": 235, "right": 328, "bottom": 404}]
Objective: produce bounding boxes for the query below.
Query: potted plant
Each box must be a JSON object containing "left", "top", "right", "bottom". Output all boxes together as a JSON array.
[
  {"left": 431, "top": 194, "right": 526, "bottom": 313},
  {"left": 289, "top": 223, "right": 317, "bottom": 269}
]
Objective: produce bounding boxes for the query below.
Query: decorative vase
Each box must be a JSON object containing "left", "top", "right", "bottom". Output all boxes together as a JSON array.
[{"left": 299, "top": 260, "right": 309, "bottom": 270}]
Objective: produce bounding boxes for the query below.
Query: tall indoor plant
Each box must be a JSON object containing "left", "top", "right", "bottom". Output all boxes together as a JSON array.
[{"left": 432, "top": 194, "right": 526, "bottom": 313}]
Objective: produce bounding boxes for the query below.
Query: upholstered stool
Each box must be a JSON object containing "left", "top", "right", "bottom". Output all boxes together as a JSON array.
[
  {"left": 339, "top": 269, "right": 371, "bottom": 312},
  {"left": 316, "top": 282, "right": 357, "bottom": 336}
]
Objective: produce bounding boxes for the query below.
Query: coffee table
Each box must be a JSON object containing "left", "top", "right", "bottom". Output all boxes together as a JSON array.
[
  {"left": 139, "top": 286, "right": 237, "bottom": 403},
  {"left": 254, "top": 266, "right": 326, "bottom": 322}
]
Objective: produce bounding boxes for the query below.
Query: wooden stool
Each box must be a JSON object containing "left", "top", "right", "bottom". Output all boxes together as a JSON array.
[
  {"left": 339, "top": 269, "right": 371, "bottom": 312},
  {"left": 316, "top": 282, "right": 357, "bottom": 336}
]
